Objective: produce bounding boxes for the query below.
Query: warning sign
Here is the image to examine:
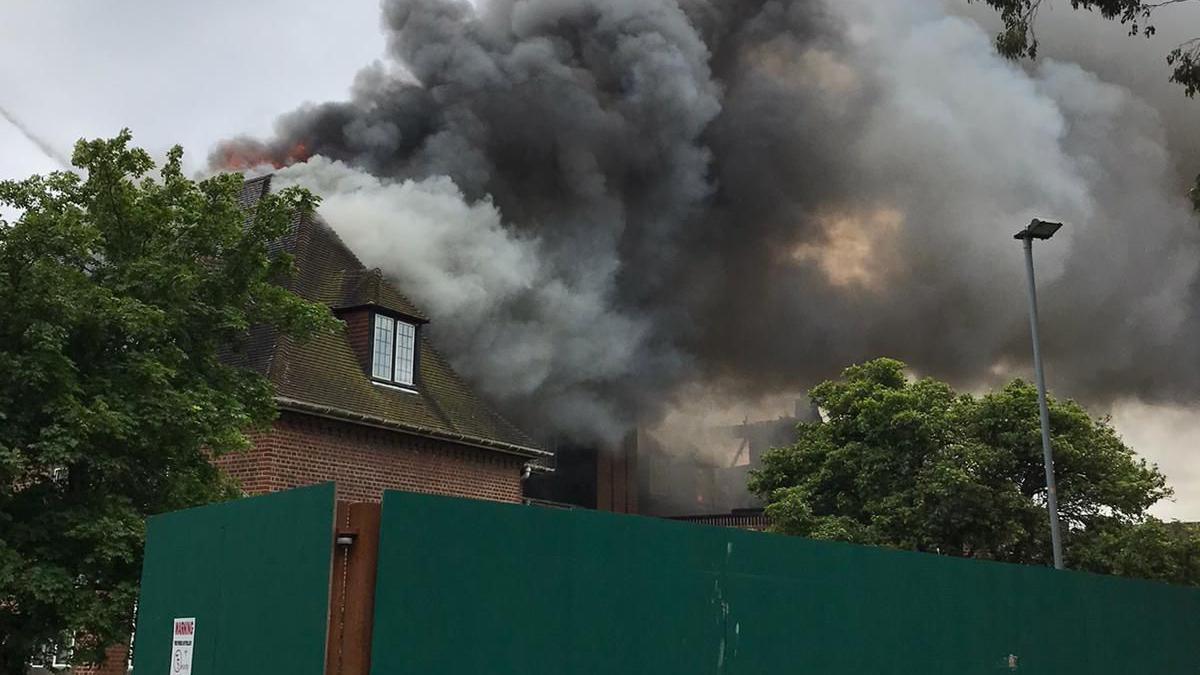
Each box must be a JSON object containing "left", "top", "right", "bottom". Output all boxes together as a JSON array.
[{"left": 170, "top": 618, "right": 195, "bottom": 675}]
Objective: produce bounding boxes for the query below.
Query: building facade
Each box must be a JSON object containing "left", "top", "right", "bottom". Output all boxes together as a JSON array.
[
  {"left": 215, "top": 175, "right": 547, "bottom": 503},
  {"left": 57, "top": 176, "right": 548, "bottom": 675}
]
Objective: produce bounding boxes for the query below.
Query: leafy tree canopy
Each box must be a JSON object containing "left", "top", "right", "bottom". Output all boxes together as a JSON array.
[
  {"left": 974, "top": 0, "right": 1200, "bottom": 96},
  {"left": 749, "top": 358, "right": 1199, "bottom": 585},
  {"left": 0, "top": 131, "right": 336, "bottom": 671}
]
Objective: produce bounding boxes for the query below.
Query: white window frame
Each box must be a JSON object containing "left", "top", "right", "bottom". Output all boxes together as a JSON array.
[{"left": 371, "top": 314, "right": 417, "bottom": 388}]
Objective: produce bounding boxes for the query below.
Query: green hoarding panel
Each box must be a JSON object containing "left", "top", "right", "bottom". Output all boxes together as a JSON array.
[
  {"left": 370, "top": 491, "right": 1200, "bottom": 674},
  {"left": 133, "top": 483, "right": 335, "bottom": 675}
]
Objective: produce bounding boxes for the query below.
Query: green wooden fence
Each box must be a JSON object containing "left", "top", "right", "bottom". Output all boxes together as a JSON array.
[
  {"left": 369, "top": 490, "right": 1200, "bottom": 674},
  {"left": 132, "top": 485, "right": 1200, "bottom": 674},
  {"left": 133, "top": 483, "right": 335, "bottom": 675}
]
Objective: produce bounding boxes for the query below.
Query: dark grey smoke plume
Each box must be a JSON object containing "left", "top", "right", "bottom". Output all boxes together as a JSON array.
[{"left": 222, "top": 0, "right": 1200, "bottom": 441}]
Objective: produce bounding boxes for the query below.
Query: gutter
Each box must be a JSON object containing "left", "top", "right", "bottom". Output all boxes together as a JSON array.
[{"left": 274, "top": 396, "right": 551, "bottom": 460}]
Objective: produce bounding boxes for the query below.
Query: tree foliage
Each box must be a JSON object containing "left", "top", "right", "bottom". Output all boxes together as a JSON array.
[
  {"left": 0, "top": 131, "right": 336, "bottom": 671},
  {"left": 749, "top": 359, "right": 1199, "bottom": 585},
  {"left": 974, "top": 0, "right": 1200, "bottom": 96}
]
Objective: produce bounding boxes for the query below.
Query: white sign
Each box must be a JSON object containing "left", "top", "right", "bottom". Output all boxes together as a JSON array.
[{"left": 170, "top": 618, "right": 195, "bottom": 675}]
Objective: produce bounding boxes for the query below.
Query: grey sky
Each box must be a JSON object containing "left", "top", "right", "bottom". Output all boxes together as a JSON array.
[
  {"left": 0, "top": 1, "right": 384, "bottom": 174},
  {"left": 1, "top": 0, "right": 1197, "bottom": 520}
]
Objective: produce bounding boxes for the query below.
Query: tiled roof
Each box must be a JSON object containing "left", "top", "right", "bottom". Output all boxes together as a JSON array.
[
  {"left": 232, "top": 175, "right": 544, "bottom": 458},
  {"left": 331, "top": 269, "right": 429, "bottom": 322}
]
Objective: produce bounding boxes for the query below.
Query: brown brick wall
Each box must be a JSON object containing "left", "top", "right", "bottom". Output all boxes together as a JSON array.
[
  {"left": 70, "top": 643, "right": 128, "bottom": 675},
  {"left": 597, "top": 430, "right": 639, "bottom": 514},
  {"left": 216, "top": 411, "right": 525, "bottom": 503}
]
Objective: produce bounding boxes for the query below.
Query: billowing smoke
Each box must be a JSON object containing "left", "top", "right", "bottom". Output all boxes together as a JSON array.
[
  {"left": 226, "top": 0, "right": 1200, "bottom": 442},
  {"left": 272, "top": 158, "right": 661, "bottom": 436}
]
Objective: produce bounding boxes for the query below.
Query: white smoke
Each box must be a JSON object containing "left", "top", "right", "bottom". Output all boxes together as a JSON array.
[
  {"left": 274, "top": 157, "right": 658, "bottom": 440},
  {"left": 796, "top": 0, "right": 1200, "bottom": 397}
]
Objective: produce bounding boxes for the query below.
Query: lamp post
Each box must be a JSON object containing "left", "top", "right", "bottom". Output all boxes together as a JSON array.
[{"left": 1014, "top": 218, "right": 1065, "bottom": 570}]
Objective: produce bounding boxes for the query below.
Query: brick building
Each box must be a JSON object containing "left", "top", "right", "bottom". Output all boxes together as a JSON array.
[
  {"left": 216, "top": 175, "right": 548, "bottom": 503},
  {"left": 45, "top": 176, "right": 548, "bottom": 675}
]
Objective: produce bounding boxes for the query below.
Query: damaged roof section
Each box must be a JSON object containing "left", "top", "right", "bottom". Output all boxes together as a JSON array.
[{"left": 229, "top": 174, "right": 545, "bottom": 458}]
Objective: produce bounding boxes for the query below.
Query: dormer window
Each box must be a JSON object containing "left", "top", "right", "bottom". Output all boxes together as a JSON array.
[{"left": 371, "top": 314, "right": 417, "bottom": 388}]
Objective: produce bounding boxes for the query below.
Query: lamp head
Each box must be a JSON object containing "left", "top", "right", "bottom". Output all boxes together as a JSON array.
[{"left": 1014, "top": 219, "right": 1064, "bottom": 241}]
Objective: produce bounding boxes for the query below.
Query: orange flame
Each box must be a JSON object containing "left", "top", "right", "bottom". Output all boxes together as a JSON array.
[
  {"left": 791, "top": 207, "right": 904, "bottom": 291},
  {"left": 214, "top": 140, "right": 312, "bottom": 171}
]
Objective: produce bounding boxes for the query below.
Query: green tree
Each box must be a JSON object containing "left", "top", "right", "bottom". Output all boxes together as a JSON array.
[
  {"left": 750, "top": 358, "right": 1199, "bottom": 584},
  {"left": 0, "top": 131, "right": 336, "bottom": 672},
  {"left": 974, "top": 0, "right": 1200, "bottom": 96}
]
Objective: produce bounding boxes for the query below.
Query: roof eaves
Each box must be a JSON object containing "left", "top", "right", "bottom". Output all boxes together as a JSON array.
[
  {"left": 334, "top": 303, "right": 430, "bottom": 325},
  {"left": 275, "top": 396, "right": 550, "bottom": 459}
]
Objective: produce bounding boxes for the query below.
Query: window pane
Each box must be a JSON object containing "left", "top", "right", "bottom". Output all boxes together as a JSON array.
[
  {"left": 394, "top": 320, "right": 416, "bottom": 386},
  {"left": 372, "top": 316, "right": 395, "bottom": 380}
]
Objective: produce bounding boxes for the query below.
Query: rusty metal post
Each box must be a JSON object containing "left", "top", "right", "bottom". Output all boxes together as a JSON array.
[{"left": 326, "top": 502, "right": 382, "bottom": 675}]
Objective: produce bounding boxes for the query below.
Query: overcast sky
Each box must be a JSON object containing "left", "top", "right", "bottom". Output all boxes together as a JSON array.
[
  {"left": 2, "top": 0, "right": 1197, "bottom": 520},
  {"left": 0, "top": 1, "right": 385, "bottom": 176}
]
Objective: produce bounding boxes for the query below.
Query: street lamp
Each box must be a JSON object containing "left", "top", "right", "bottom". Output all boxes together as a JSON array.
[{"left": 1014, "top": 218, "right": 1065, "bottom": 570}]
